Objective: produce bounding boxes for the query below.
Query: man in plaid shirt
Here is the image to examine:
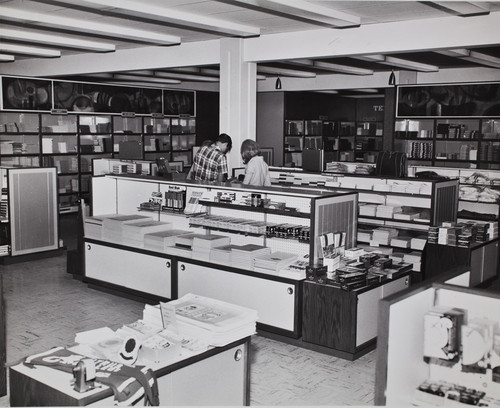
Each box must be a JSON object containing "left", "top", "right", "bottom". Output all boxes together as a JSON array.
[{"left": 190, "top": 133, "right": 232, "bottom": 182}]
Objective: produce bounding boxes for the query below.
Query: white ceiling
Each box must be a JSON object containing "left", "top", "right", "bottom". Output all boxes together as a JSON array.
[{"left": 1, "top": 0, "right": 500, "bottom": 93}]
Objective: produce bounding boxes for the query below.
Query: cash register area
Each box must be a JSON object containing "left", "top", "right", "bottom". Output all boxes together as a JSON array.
[{"left": 1, "top": 216, "right": 499, "bottom": 406}]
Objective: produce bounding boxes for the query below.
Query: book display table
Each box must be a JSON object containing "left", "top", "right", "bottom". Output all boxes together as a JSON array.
[{"left": 9, "top": 294, "right": 254, "bottom": 406}]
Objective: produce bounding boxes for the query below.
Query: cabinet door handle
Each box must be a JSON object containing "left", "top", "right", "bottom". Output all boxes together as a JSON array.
[
  {"left": 405, "top": 277, "right": 409, "bottom": 286},
  {"left": 166, "top": 261, "right": 171, "bottom": 268},
  {"left": 234, "top": 349, "right": 242, "bottom": 361},
  {"left": 180, "top": 264, "right": 185, "bottom": 271},
  {"left": 287, "top": 287, "right": 294, "bottom": 295},
  {"left": 87, "top": 244, "right": 91, "bottom": 250}
]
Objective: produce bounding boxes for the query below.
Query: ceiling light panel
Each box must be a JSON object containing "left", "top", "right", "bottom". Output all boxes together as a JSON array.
[
  {"left": 258, "top": 65, "right": 316, "bottom": 78},
  {"left": 0, "top": 54, "right": 15, "bottom": 62}
]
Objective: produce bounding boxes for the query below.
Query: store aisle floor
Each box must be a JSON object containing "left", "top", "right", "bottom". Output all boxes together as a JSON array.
[{"left": 0, "top": 254, "right": 376, "bottom": 406}]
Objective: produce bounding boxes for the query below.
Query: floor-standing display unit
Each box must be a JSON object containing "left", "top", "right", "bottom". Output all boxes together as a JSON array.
[
  {"left": 375, "top": 274, "right": 500, "bottom": 406},
  {"left": 0, "top": 166, "right": 59, "bottom": 262}
]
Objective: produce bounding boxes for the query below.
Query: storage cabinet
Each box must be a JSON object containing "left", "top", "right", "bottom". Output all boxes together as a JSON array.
[
  {"left": 302, "top": 275, "right": 410, "bottom": 357},
  {"left": 0, "top": 166, "right": 60, "bottom": 261},
  {"left": 177, "top": 261, "right": 299, "bottom": 336},
  {"left": 0, "top": 111, "right": 196, "bottom": 213},
  {"left": 85, "top": 241, "right": 173, "bottom": 299}
]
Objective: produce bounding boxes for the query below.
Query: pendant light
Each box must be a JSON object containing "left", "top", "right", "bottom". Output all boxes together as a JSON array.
[
  {"left": 275, "top": 77, "right": 282, "bottom": 90},
  {"left": 388, "top": 69, "right": 396, "bottom": 86}
]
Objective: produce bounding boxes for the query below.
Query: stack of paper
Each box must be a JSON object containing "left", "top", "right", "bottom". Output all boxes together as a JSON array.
[
  {"left": 358, "top": 203, "right": 377, "bottom": 217},
  {"left": 165, "top": 233, "right": 205, "bottom": 258},
  {"left": 411, "top": 236, "right": 428, "bottom": 250},
  {"left": 372, "top": 227, "right": 399, "bottom": 245},
  {"left": 231, "top": 244, "right": 271, "bottom": 269},
  {"left": 84, "top": 213, "right": 117, "bottom": 239},
  {"left": 253, "top": 251, "right": 298, "bottom": 274},
  {"left": 375, "top": 205, "right": 402, "bottom": 219},
  {"left": 169, "top": 293, "right": 258, "bottom": 347},
  {"left": 403, "top": 251, "right": 422, "bottom": 271},
  {"left": 191, "top": 234, "right": 231, "bottom": 260},
  {"left": 357, "top": 227, "right": 373, "bottom": 243},
  {"left": 390, "top": 236, "right": 412, "bottom": 248},
  {"left": 102, "top": 214, "right": 152, "bottom": 243},
  {"left": 121, "top": 220, "right": 172, "bottom": 247},
  {"left": 209, "top": 244, "right": 240, "bottom": 265},
  {"left": 143, "top": 229, "right": 192, "bottom": 252}
]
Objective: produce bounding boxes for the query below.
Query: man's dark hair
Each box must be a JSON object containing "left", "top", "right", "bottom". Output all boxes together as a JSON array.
[{"left": 216, "top": 133, "right": 232, "bottom": 152}]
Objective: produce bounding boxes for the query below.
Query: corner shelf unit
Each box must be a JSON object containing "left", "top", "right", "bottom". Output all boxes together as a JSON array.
[
  {"left": 394, "top": 117, "right": 500, "bottom": 170},
  {"left": 0, "top": 111, "right": 196, "bottom": 213}
]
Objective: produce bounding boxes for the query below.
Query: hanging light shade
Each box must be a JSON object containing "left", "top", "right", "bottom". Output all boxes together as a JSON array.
[
  {"left": 275, "top": 77, "right": 282, "bottom": 90},
  {"left": 388, "top": 70, "right": 396, "bottom": 86}
]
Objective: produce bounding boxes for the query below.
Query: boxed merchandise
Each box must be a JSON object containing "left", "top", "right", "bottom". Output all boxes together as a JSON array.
[
  {"left": 306, "top": 264, "right": 327, "bottom": 283},
  {"left": 341, "top": 280, "right": 367, "bottom": 291}
]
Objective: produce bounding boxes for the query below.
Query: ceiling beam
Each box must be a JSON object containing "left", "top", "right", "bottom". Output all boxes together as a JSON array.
[
  {"left": 352, "top": 55, "right": 439, "bottom": 72},
  {"left": 34, "top": 0, "right": 260, "bottom": 37},
  {"left": 287, "top": 58, "right": 373, "bottom": 75},
  {"left": 257, "top": 65, "right": 316, "bottom": 78},
  {"left": 0, "top": 27, "right": 116, "bottom": 53},
  {"left": 421, "top": 1, "right": 490, "bottom": 17},
  {"left": 437, "top": 49, "right": 500, "bottom": 69},
  {"left": 120, "top": 70, "right": 220, "bottom": 82},
  {"left": 0, "top": 54, "right": 15, "bottom": 62},
  {"left": 0, "top": 43, "right": 61, "bottom": 58},
  {"left": 0, "top": 6, "right": 181, "bottom": 45},
  {"left": 219, "top": 0, "right": 360, "bottom": 28}
]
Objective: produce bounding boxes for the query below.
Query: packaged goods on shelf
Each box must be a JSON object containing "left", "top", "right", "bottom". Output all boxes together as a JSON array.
[
  {"left": 372, "top": 227, "right": 399, "bottom": 246},
  {"left": 209, "top": 244, "right": 241, "bottom": 264},
  {"left": 359, "top": 203, "right": 377, "bottom": 217},
  {"left": 192, "top": 234, "right": 231, "bottom": 260},
  {"left": 231, "top": 244, "right": 271, "bottom": 269},
  {"left": 84, "top": 214, "right": 123, "bottom": 239}
]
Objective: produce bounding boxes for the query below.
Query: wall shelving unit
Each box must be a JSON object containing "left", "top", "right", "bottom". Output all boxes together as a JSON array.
[{"left": 0, "top": 111, "right": 196, "bottom": 213}]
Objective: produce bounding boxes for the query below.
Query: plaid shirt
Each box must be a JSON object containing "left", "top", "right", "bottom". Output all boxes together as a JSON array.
[{"left": 191, "top": 145, "right": 228, "bottom": 181}]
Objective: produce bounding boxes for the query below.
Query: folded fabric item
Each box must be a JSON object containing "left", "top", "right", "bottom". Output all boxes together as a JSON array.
[{"left": 24, "top": 346, "right": 159, "bottom": 406}]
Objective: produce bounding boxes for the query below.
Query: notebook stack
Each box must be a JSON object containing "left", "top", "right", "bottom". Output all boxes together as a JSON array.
[
  {"left": 231, "top": 244, "right": 271, "bottom": 269},
  {"left": 121, "top": 220, "right": 172, "bottom": 247},
  {"left": 372, "top": 227, "right": 399, "bottom": 246},
  {"left": 165, "top": 233, "right": 205, "bottom": 258},
  {"left": 376, "top": 205, "right": 402, "bottom": 219},
  {"left": 191, "top": 234, "right": 231, "bottom": 260},
  {"left": 84, "top": 213, "right": 117, "bottom": 239},
  {"left": 143, "top": 229, "right": 192, "bottom": 252},
  {"left": 101, "top": 214, "right": 152, "bottom": 243},
  {"left": 209, "top": 244, "right": 240, "bottom": 265},
  {"left": 253, "top": 251, "right": 298, "bottom": 275}
]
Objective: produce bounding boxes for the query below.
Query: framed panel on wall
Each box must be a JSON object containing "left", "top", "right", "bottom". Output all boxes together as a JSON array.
[
  {"left": 164, "top": 90, "right": 195, "bottom": 116},
  {"left": 1, "top": 76, "right": 52, "bottom": 111},
  {"left": 261, "top": 147, "right": 274, "bottom": 166},
  {"left": 397, "top": 82, "right": 500, "bottom": 117}
]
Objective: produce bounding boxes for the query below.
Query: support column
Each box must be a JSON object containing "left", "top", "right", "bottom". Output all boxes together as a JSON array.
[{"left": 219, "top": 38, "right": 257, "bottom": 173}]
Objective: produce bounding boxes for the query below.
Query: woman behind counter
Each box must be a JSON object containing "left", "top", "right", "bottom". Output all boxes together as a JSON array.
[{"left": 240, "top": 139, "right": 271, "bottom": 187}]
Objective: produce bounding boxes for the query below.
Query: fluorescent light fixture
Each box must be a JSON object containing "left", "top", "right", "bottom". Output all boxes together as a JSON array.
[
  {"left": 258, "top": 66, "right": 316, "bottom": 78},
  {"left": 46, "top": 0, "right": 260, "bottom": 37},
  {"left": 355, "top": 54, "right": 438, "bottom": 72},
  {"left": 314, "top": 90, "right": 339, "bottom": 94},
  {"left": 0, "top": 6, "right": 181, "bottom": 45},
  {"left": 0, "top": 28, "right": 115, "bottom": 52},
  {"left": 226, "top": 0, "right": 360, "bottom": 28},
  {"left": 0, "top": 54, "right": 15, "bottom": 62},
  {"left": 0, "top": 43, "right": 60, "bottom": 57},
  {"left": 435, "top": 49, "right": 471, "bottom": 57}
]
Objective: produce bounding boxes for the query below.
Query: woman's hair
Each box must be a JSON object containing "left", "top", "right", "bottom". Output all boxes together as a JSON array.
[{"left": 241, "top": 139, "right": 261, "bottom": 164}]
